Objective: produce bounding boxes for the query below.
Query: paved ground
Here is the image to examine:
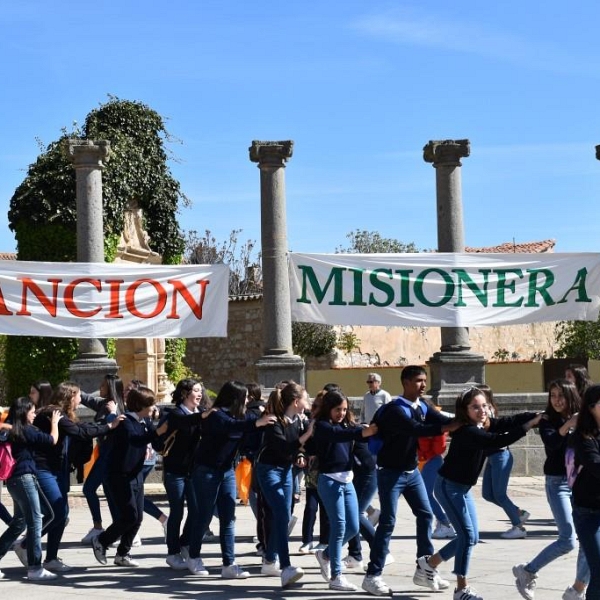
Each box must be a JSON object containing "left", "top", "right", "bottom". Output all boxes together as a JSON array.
[{"left": 0, "top": 476, "right": 583, "bottom": 599}]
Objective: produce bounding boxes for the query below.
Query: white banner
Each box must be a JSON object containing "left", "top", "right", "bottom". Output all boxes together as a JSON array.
[
  {"left": 289, "top": 253, "right": 600, "bottom": 327},
  {"left": 0, "top": 261, "right": 230, "bottom": 338}
]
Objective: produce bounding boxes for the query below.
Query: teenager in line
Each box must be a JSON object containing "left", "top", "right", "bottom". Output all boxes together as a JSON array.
[
  {"left": 427, "top": 387, "right": 542, "bottom": 600},
  {"left": 513, "top": 379, "right": 589, "bottom": 600}
]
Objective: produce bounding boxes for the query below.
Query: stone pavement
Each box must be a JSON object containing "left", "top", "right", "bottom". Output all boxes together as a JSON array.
[{"left": 0, "top": 476, "right": 582, "bottom": 599}]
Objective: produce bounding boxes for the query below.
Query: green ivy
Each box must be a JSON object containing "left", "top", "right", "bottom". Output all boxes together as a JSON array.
[
  {"left": 165, "top": 338, "right": 198, "bottom": 382},
  {"left": 5, "top": 97, "right": 188, "bottom": 400}
]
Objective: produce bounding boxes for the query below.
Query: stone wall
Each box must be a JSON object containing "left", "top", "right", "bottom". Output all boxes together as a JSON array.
[{"left": 186, "top": 296, "right": 265, "bottom": 393}]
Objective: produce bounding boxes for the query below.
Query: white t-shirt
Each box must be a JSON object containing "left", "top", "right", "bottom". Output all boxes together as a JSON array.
[{"left": 363, "top": 388, "right": 392, "bottom": 423}]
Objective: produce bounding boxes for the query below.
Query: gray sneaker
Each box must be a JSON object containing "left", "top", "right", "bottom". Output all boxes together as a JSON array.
[
  {"left": 513, "top": 563, "right": 537, "bottom": 600},
  {"left": 91, "top": 535, "right": 107, "bottom": 565}
]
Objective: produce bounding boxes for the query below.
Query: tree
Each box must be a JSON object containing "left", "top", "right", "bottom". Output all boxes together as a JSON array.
[
  {"left": 5, "top": 97, "right": 187, "bottom": 400},
  {"left": 337, "top": 229, "right": 422, "bottom": 254},
  {"left": 185, "top": 229, "right": 262, "bottom": 296},
  {"left": 554, "top": 320, "right": 600, "bottom": 359}
]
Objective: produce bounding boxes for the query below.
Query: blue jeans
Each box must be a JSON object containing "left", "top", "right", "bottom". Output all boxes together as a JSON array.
[
  {"left": 0, "top": 474, "right": 52, "bottom": 568},
  {"left": 318, "top": 474, "right": 359, "bottom": 578},
  {"left": 435, "top": 476, "right": 479, "bottom": 577},
  {"left": 36, "top": 469, "right": 69, "bottom": 562},
  {"left": 482, "top": 449, "right": 521, "bottom": 526},
  {"left": 83, "top": 448, "right": 118, "bottom": 524},
  {"left": 366, "top": 468, "right": 433, "bottom": 576},
  {"left": 142, "top": 463, "right": 163, "bottom": 521},
  {"left": 191, "top": 465, "right": 236, "bottom": 566},
  {"left": 163, "top": 471, "right": 196, "bottom": 555},
  {"left": 573, "top": 505, "right": 600, "bottom": 600},
  {"left": 526, "top": 476, "right": 589, "bottom": 583},
  {"left": 421, "top": 455, "right": 449, "bottom": 524},
  {"left": 348, "top": 467, "right": 377, "bottom": 560},
  {"left": 256, "top": 463, "right": 293, "bottom": 568}
]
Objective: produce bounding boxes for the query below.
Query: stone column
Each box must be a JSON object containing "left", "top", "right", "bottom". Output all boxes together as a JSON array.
[
  {"left": 249, "top": 140, "right": 305, "bottom": 388},
  {"left": 66, "top": 140, "right": 118, "bottom": 391},
  {"left": 423, "top": 139, "right": 485, "bottom": 402}
]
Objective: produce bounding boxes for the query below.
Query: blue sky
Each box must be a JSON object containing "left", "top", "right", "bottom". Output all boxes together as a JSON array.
[{"left": 2, "top": 1, "right": 600, "bottom": 257}]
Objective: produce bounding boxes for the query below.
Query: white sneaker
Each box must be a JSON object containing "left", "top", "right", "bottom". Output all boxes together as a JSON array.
[
  {"left": 413, "top": 555, "right": 450, "bottom": 591},
  {"left": 384, "top": 553, "right": 395, "bottom": 565},
  {"left": 298, "top": 542, "right": 315, "bottom": 554},
  {"left": 454, "top": 586, "right": 484, "bottom": 600},
  {"left": 315, "top": 549, "right": 331, "bottom": 582},
  {"left": 519, "top": 510, "right": 531, "bottom": 525},
  {"left": 114, "top": 554, "right": 140, "bottom": 567},
  {"left": 81, "top": 527, "right": 104, "bottom": 544},
  {"left": 13, "top": 540, "right": 28, "bottom": 567},
  {"left": 513, "top": 564, "right": 537, "bottom": 600},
  {"left": 432, "top": 521, "right": 457, "bottom": 539},
  {"left": 166, "top": 554, "right": 188, "bottom": 570},
  {"left": 91, "top": 535, "right": 107, "bottom": 565},
  {"left": 131, "top": 534, "right": 142, "bottom": 547},
  {"left": 287, "top": 515, "right": 298, "bottom": 536},
  {"left": 27, "top": 567, "right": 57, "bottom": 581},
  {"left": 281, "top": 565, "right": 304, "bottom": 588},
  {"left": 43, "top": 558, "right": 72, "bottom": 572},
  {"left": 362, "top": 574, "right": 391, "bottom": 596},
  {"left": 367, "top": 508, "right": 381, "bottom": 526},
  {"left": 330, "top": 574, "right": 358, "bottom": 591},
  {"left": 261, "top": 560, "right": 281, "bottom": 576},
  {"left": 313, "top": 543, "right": 328, "bottom": 551},
  {"left": 221, "top": 563, "right": 249, "bottom": 579},
  {"left": 342, "top": 555, "right": 364, "bottom": 570},
  {"left": 563, "top": 586, "right": 585, "bottom": 600},
  {"left": 501, "top": 525, "right": 527, "bottom": 539},
  {"left": 187, "top": 557, "right": 209, "bottom": 576}
]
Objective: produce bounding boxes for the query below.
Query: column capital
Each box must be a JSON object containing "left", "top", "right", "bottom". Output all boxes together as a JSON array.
[
  {"left": 66, "top": 139, "right": 111, "bottom": 169},
  {"left": 596, "top": 144, "right": 600, "bottom": 160},
  {"left": 249, "top": 140, "right": 293, "bottom": 167},
  {"left": 423, "top": 139, "right": 470, "bottom": 167}
]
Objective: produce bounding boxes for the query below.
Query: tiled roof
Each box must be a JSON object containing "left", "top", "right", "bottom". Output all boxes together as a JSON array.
[
  {"left": 0, "top": 252, "right": 16, "bottom": 261},
  {"left": 466, "top": 239, "right": 555, "bottom": 254}
]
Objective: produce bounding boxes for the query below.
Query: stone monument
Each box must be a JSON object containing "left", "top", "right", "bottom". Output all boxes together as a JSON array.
[
  {"left": 249, "top": 140, "right": 305, "bottom": 387},
  {"left": 66, "top": 140, "right": 118, "bottom": 391},
  {"left": 423, "top": 139, "right": 485, "bottom": 401}
]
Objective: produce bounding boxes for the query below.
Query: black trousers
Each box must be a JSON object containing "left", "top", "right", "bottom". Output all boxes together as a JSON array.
[{"left": 98, "top": 471, "right": 143, "bottom": 555}]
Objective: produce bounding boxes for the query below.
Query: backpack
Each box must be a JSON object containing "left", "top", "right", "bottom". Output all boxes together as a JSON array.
[
  {"left": 0, "top": 441, "right": 16, "bottom": 481},
  {"left": 368, "top": 397, "right": 428, "bottom": 457}
]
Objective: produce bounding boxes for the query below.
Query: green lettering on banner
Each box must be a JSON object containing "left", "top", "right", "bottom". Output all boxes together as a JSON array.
[
  {"left": 349, "top": 268, "right": 367, "bottom": 306},
  {"left": 394, "top": 270, "right": 415, "bottom": 307},
  {"left": 493, "top": 269, "right": 524, "bottom": 307},
  {"left": 414, "top": 269, "right": 454, "bottom": 307},
  {"left": 296, "top": 266, "right": 347, "bottom": 305},
  {"left": 556, "top": 268, "right": 592, "bottom": 305},
  {"left": 368, "top": 269, "right": 395, "bottom": 307},
  {"left": 525, "top": 269, "right": 555, "bottom": 307},
  {"left": 453, "top": 269, "right": 490, "bottom": 307}
]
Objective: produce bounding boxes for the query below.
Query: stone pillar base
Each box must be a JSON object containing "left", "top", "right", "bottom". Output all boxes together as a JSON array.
[
  {"left": 255, "top": 354, "right": 305, "bottom": 389},
  {"left": 69, "top": 357, "right": 119, "bottom": 393},
  {"left": 427, "top": 351, "right": 486, "bottom": 405}
]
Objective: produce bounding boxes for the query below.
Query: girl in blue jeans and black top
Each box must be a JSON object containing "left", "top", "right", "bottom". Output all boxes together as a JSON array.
[
  {"left": 570, "top": 384, "right": 600, "bottom": 600},
  {"left": 310, "top": 389, "right": 378, "bottom": 592},
  {"left": 256, "top": 381, "right": 313, "bottom": 588},
  {"left": 0, "top": 398, "right": 59, "bottom": 581},
  {"left": 513, "top": 379, "right": 589, "bottom": 600},
  {"left": 159, "top": 378, "right": 204, "bottom": 571},
  {"left": 426, "top": 387, "right": 541, "bottom": 600}
]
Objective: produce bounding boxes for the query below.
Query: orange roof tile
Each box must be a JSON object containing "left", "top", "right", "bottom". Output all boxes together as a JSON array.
[{"left": 465, "top": 239, "right": 555, "bottom": 254}]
